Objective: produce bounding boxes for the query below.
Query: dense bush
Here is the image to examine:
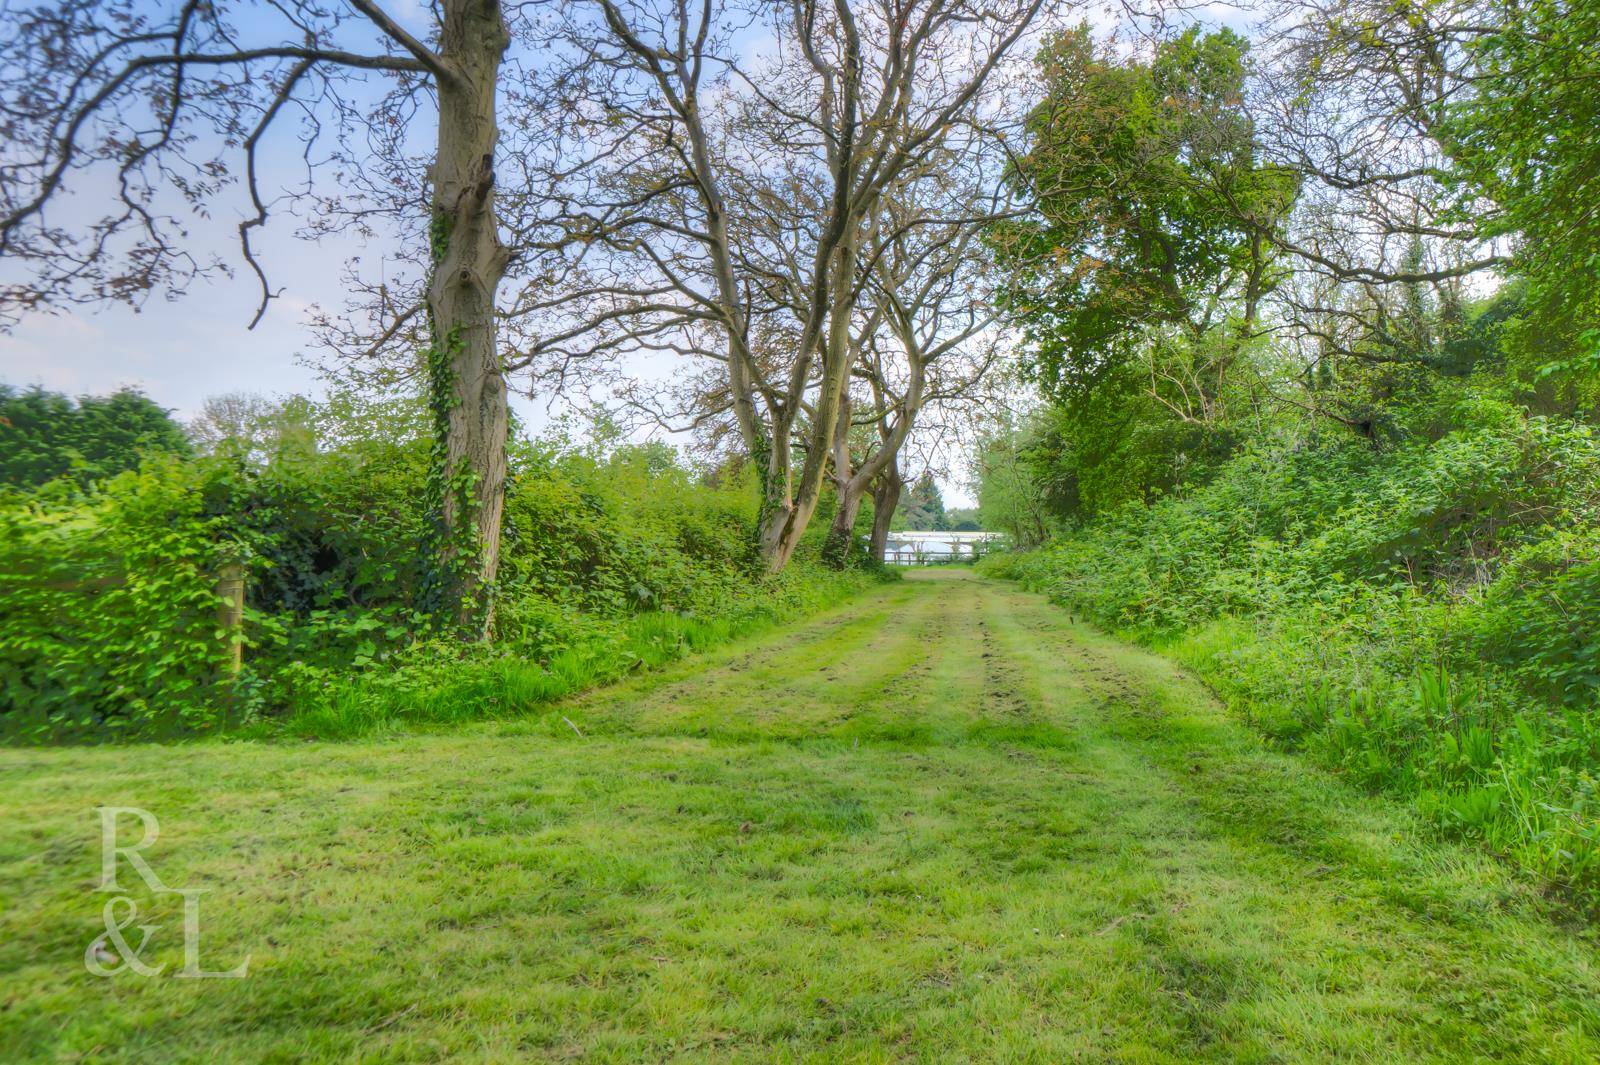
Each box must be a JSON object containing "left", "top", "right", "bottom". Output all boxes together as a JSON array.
[
  {"left": 0, "top": 459, "right": 232, "bottom": 735},
  {"left": 981, "top": 398, "right": 1600, "bottom": 902},
  {"left": 0, "top": 385, "right": 190, "bottom": 488},
  {"left": 0, "top": 409, "right": 881, "bottom": 741}
]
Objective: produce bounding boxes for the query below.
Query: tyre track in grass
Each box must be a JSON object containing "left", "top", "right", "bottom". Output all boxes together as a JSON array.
[{"left": 1, "top": 569, "right": 1599, "bottom": 1062}]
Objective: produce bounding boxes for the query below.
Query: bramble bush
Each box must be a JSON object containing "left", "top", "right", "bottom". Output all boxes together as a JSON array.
[
  {"left": 981, "top": 400, "right": 1600, "bottom": 904},
  {"left": 0, "top": 407, "right": 882, "bottom": 741}
]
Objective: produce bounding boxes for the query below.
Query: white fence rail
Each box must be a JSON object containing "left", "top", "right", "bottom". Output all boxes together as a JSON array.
[{"left": 882, "top": 531, "right": 1005, "bottom": 565}]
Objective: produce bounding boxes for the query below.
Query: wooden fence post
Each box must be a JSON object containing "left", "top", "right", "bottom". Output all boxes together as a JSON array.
[{"left": 215, "top": 561, "right": 246, "bottom": 678}]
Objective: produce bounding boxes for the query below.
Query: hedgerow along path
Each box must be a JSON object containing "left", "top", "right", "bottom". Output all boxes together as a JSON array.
[{"left": 3, "top": 570, "right": 1598, "bottom": 1062}]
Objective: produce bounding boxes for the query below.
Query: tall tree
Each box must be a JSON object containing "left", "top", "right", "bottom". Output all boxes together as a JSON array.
[
  {"left": 1255, "top": 0, "right": 1514, "bottom": 385},
  {"left": 1441, "top": 0, "right": 1600, "bottom": 381},
  {"left": 895, "top": 473, "right": 947, "bottom": 530},
  {"left": 972, "top": 416, "right": 1054, "bottom": 546},
  {"left": 188, "top": 392, "right": 320, "bottom": 466},
  {"left": 519, "top": 0, "right": 1049, "bottom": 570},
  {"left": 992, "top": 26, "right": 1297, "bottom": 416},
  {"left": 0, "top": 0, "right": 521, "bottom": 636},
  {"left": 823, "top": 174, "right": 1004, "bottom": 565}
]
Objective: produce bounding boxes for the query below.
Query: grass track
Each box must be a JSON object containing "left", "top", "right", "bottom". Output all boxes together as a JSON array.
[{"left": 2, "top": 570, "right": 1598, "bottom": 1062}]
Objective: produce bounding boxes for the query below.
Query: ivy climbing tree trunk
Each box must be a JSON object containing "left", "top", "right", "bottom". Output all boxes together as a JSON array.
[
  {"left": 426, "top": 0, "right": 513, "bottom": 638},
  {"left": 0, "top": 0, "right": 525, "bottom": 637}
]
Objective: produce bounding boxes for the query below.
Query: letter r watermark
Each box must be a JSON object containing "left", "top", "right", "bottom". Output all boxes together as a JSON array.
[
  {"left": 99, "top": 806, "right": 168, "bottom": 893},
  {"left": 87, "top": 806, "right": 250, "bottom": 979}
]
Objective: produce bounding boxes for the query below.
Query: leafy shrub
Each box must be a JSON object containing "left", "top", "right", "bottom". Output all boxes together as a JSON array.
[
  {"left": 0, "top": 414, "right": 882, "bottom": 741},
  {"left": 1466, "top": 528, "right": 1600, "bottom": 706},
  {"left": 273, "top": 558, "right": 873, "bottom": 740},
  {"left": 982, "top": 404, "right": 1600, "bottom": 903},
  {"left": 0, "top": 458, "right": 230, "bottom": 737}
]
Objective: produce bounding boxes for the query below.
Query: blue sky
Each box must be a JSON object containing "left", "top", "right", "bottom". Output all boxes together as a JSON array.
[
  {"left": 0, "top": 0, "right": 565, "bottom": 431},
  {"left": 1, "top": 246, "right": 326, "bottom": 418}
]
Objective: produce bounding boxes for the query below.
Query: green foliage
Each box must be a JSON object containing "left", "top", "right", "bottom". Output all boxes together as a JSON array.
[
  {"left": 187, "top": 392, "right": 321, "bottom": 465},
  {"left": 0, "top": 384, "right": 189, "bottom": 488},
  {"left": 980, "top": 401, "right": 1600, "bottom": 901},
  {"left": 944, "top": 507, "right": 981, "bottom": 531},
  {"left": 0, "top": 404, "right": 882, "bottom": 741},
  {"left": 992, "top": 26, "right": 1296, "bottom": 405},
  {"left": 984, "top": 26, "right": 1294, "bottom": 527},
  {"left": 275, "top": 560, "right": 875, "bottom": 740},
  {"left": 973, "top": 414, "right": 1064, "bottom": 546},
  {"left": 0, "top": 458, "right": 232, "bottom": 737},
  {"left": 891, "top": 473, "right": 946, "bottom": 531},
  {"left": 1444, "top": 0, "right": 1600, "bottom": 401}
]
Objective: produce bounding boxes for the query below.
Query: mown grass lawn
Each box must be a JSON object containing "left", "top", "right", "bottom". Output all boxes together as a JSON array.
[{"left": 3, "top": 571, "right": 1598, "bottom": 1062}]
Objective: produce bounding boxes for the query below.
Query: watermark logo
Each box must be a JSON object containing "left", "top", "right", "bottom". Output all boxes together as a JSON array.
[{"left": 85, "top": 807, "right": 250, "bottom": 979}]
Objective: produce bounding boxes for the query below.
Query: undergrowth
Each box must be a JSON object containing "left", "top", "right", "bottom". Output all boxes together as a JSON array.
[
  {"left": 267, "top": 565, "right": 879, "bottom": 740},
  {"left": 0, "top": 404, "right": 887, "bottom": 742},
  {"left": 979, "top": 399, "right": 1600, "bottom": 906}
]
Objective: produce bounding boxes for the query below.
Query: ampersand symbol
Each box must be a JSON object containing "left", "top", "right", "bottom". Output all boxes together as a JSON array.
[{"left": 85, "top": 896, "right": 165, "bottom": 977}]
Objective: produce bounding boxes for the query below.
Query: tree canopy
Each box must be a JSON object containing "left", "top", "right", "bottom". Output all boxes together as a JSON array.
[
  {"left": 992, "top": 26, "right": 1297, "bottom": 407},
  {"left": 1442, "top": 0, "right": 1600, "bottom": 381},
  {"left": 0, "top": 385, "right": 189, "bottom": 489}
]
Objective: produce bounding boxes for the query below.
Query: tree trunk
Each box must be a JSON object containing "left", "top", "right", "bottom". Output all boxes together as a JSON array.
[
  {"left": 822, "top": 480, "right": 865, "bottom": 569},
  {"left": 757, "top": 232, "right": 859, "bottom": 571},
  {"left": 427, "top": 0, "right": 511, "bottom": 638},
  {"left": 868, "top": 469, "right": 902, "bottom": 562},
  {"left": 821, "top": 390, "right": 861, "bottom": 569},
  {"left": 753, "top": 404, "right": 796, "bottom": 568}
]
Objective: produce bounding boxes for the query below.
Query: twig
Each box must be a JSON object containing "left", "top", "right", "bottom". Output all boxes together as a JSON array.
[{"left": 365, "top": 1003, "right": 417, "bottom": 1035}]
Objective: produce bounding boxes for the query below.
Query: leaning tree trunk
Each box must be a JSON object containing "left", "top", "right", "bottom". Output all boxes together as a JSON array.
[
  {"left": 868, "top": 468, "right": 902, "bottom": 562},
  {"left": 822, "top": 481, "right": 865, "bottom": 569},
  {"left": 425, "top": 0, "right": 512, "bottom": 639}
]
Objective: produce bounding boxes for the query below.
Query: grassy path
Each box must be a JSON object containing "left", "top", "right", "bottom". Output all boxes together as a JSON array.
[{"left": 3, "top": 570, "right": 1599, "bottom": 1062}]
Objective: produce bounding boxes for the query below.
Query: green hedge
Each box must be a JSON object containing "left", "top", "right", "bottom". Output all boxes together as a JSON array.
[
  {"left": 1, "top": 459, "right": 230, "bottom": 736},
  {"left": 0, "top": 430, "right": 881, "bottom": 741},
  {"left": 981, "top": 400, "right": 1600, "bottom": 903}
]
